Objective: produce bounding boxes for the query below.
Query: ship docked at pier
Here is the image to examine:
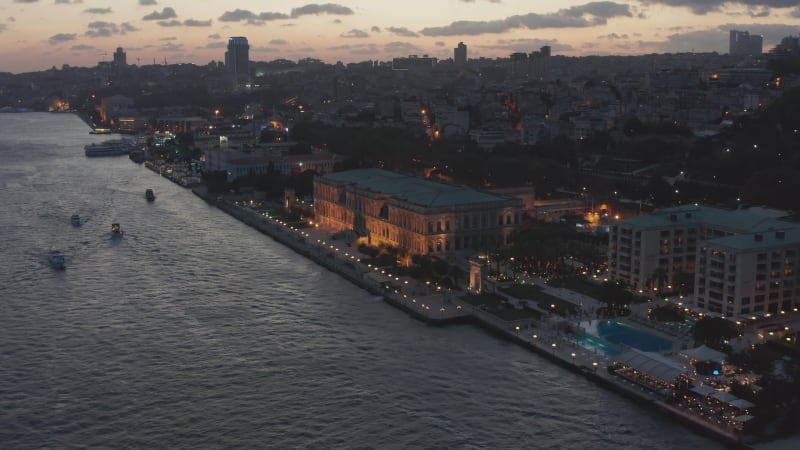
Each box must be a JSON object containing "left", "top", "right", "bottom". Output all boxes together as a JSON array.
[{"left": 84, "top": 138, "right": 137, "bottom": 157}]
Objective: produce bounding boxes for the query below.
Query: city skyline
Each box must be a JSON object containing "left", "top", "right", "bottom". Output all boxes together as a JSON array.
[{"left": 1, "top": 0, "right": 799, "bottom": 73}]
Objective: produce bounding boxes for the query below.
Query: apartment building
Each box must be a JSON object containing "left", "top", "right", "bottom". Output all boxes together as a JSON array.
[{"left": 608, "top": 205, "right": 800, "bottom": 316}]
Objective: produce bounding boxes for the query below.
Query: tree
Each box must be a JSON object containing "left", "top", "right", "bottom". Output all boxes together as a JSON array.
[
  {"left": 597, "top": 281, "right": 635, "bottom": 317},
  {"left": 692, "top": 317, "right": 738, "bottom": 348}
]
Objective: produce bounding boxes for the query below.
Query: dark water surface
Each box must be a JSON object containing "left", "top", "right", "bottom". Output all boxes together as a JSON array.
[{"left": 0, "top": 113, "right": 725, "bottom": 449}]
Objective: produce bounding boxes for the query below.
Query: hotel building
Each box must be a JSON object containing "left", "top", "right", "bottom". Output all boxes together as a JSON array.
[
  {"left": 313, "top": 169, "right": 523, "bottom": 256},
  {"left": 608, "top": 205, "right": 800, "bottom": 317}
]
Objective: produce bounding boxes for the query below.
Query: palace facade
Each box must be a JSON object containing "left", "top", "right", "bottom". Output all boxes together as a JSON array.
[{"left": 313, "top": 169, "right": 524, "bottom": 256}]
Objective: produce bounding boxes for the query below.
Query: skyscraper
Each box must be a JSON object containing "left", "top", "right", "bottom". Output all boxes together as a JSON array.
[
  {"left": 225, "top": 37, "right": 250, "bottom": 84},
  {"left": 530, "top": 45, "right": 551, "bottom": 80},
  {"left": 730, "top": 30, "right": 762, "bottom": 56},
  {"left": 454, "top": 42, "right": 467, "bottom": 67},
  {"left": 113, "top": 47, "right": 126, "bottom": 67}
]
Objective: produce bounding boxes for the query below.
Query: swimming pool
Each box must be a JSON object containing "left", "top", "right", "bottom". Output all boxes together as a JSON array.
[
  {"left": 575, "top": 334, "right": 622, "bottom": 356},
  {"left": 579, "top": 320, "right": 673, "bottom": 354}
]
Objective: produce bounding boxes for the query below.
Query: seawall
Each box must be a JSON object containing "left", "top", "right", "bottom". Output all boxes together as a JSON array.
[{"left": 191, "top": 186, "right": 748, "bottom": 449}]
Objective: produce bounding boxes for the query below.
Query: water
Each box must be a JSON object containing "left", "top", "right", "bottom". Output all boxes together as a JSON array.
[{"left": 0, "top": 113, "right": 725, "bottom": 449}]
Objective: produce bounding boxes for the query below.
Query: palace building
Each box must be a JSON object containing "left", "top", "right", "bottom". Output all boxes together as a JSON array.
[{"left": 313, "top": 169, "right": 523, "bottom": 256}]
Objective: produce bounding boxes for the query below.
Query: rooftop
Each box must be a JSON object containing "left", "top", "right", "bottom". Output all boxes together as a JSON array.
[
  {"left": 320, "top": 168, "right": 516, "bottom": 208},
  {"left": 619, "top": 205, "right": 793, "bottom": 233}
]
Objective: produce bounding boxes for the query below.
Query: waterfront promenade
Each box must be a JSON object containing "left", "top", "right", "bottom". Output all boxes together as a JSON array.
[{"left": 185, "top": 183, "right": 748, "bottom": 448}]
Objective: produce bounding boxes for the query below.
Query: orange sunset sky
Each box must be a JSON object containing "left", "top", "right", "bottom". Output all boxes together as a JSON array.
[{"left": 1, "top": 0, "right": 799, "bottom": 73}]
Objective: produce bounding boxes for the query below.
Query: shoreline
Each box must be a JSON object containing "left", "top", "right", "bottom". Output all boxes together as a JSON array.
[{"left": 187, "top": 184, "right": 750, "bottom": 449}]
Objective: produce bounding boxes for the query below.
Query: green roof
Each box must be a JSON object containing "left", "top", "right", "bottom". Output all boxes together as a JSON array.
[
  {"left": 620, "top": 205, "right": 790, "bottom": 232},
  {"left": 707, "top": 228, "right": 800, "bottom": 251},
  {"left": 321, "top": 168, "right": 514, "bottom": 207}
]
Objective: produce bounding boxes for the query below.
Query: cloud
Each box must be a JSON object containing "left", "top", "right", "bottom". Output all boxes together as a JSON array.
[
  {"left": 387, "top": 26, "right": 419, "bottom": 37},
  {"left": 602, "top": 32, "right": 629, "bottom": 39},
  {"left": 340, "top": 29, "right": 369, "bottom": 38},
  {"left": 0, "top": 24, "right": 6, "bottom": 32},
  {"left": 183, "top": 19, "right": 212, "bottom": 27},
  {"left": 435, "top": 41, "right": 445, "bottom": 47},
  {"left": 258, "top": 12, "right": 290, "bottom": 21},
  {"left": 639, "top": 1, "right": 800, "bottom": 15},
  {"left": 14, "top": 0, "right": 39, "bottom": 3},
  {"left": 269, "top": 39, "right": 288, "bottom": 45},
  {"left": 159, "top": 42, "right": 183, "bottom": 52},
  {"left": 121, "top": 23, "right": 139, "bottom": 33},
  {"left": 205, "top": 41, "right": 227, "bottom": 49},
  {"left": 157, "top": 20, "right": 181, "bottom": 27},
  {"left": 83, "top": 21, "right": 138, "bottom": 37},
  {"left": 56, "top": 0, "right": 84, "bottom": 4},
  {"left": 251, "top": 46, "right": 280, "bottom": 53},
  {"left": 70, "top": 44, "right": 94, "bottom": 51},
  {"left": 48, "top": 33, "right": 77, "bottom": 45},
  {"left": 142, "top": 7, "right": 177, "bottom": 21},
  {"left": 219, "top": 9, "right": 254, "bottom": 21},
  {"left": 139, "top": 0, "right": 157, "bottom": 4},
  {"left": 290, "top": 3, "right": 354, "bottom": 17},
  {"left": 384, "top": 41, "right": 424, "bottom": 55},
  {"left": 641, "top": 22, "right": 800, "bottom": 53},
  {"left": 479, "top": 38, "right": 573, "bottom": 53},
  {"left": 84, "top": 8, "right": 112, "bottom": 14},
  {"left": 420, "top": 1, "right": 633, "bottom": 36},
  {"left": 459, "top": 0, "right": 502, "bottom": 3},
  {"left": 208, "top": 33, "right": 220, "bottom": 39},
  {"left": 85, "top": 21, "right": 118, "bottom": 37},
  {"left": 371, "top": 26, "right": 381, "bottom": 32}
]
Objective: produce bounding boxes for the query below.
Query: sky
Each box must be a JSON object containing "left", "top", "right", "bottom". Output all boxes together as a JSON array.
[{"left": 1, "top": 0, "right": 799, "bottom": 73}]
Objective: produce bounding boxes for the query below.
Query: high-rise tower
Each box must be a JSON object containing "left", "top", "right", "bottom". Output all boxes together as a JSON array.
[
  {"left": 454, "top": 42, "right": 467, "bottom": 67},
  {"left": 113, "top": 47, "right": 127, "bottom": 67},
  {"left": 730, "top": 30, "right": 762, "bottom": 56},
  {"left": 225, "top": 37, "right": 250, "bottom": 85}
]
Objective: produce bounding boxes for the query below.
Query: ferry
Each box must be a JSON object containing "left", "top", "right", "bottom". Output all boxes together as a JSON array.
[
  {"left": 84, "top": 139, "right": 137, "bottom": 157},
  {"left": 145, "top": 189, "right": 155, "bottom": 201}
]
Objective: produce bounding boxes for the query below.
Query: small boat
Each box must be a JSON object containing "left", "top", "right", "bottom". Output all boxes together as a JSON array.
[
  {"left": 70, "top": 214, "right": 81, "bottom": 226},
  {"left": 48, "top": 249, "right": 66, "bottom": 270},
  {"left": 145, "top": 189, "right": 155, "bottom": 201},
  {"left": 111, "top": 223, "right": 124, "bottom": 237}
]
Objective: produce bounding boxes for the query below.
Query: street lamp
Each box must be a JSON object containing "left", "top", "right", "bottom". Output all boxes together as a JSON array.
[
  {"left": 515, "top": 325, "right": 520, "bottom": 336},
  {"left": 551, "top": 343, "right": 557, "bottom": 354}
]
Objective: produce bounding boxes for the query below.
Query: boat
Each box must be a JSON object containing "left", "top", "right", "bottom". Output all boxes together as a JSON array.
[
  {"left": 111, "top": 223, "right": 124, "bottom": 237},
  {"left": 129, "top": 149, "right": 145, "bottom": 163},
  {"left": 48, "top": 249, "right": 66, "bottom": 270},
  {"left": 70, "top": 214, "right": 81, "bottom": 226},
  {"left": 145, "top": 189, "right": 155, "bottom": 201},
  {"left": 84, "top": 139, "right": 137, "bottom": 157}
]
